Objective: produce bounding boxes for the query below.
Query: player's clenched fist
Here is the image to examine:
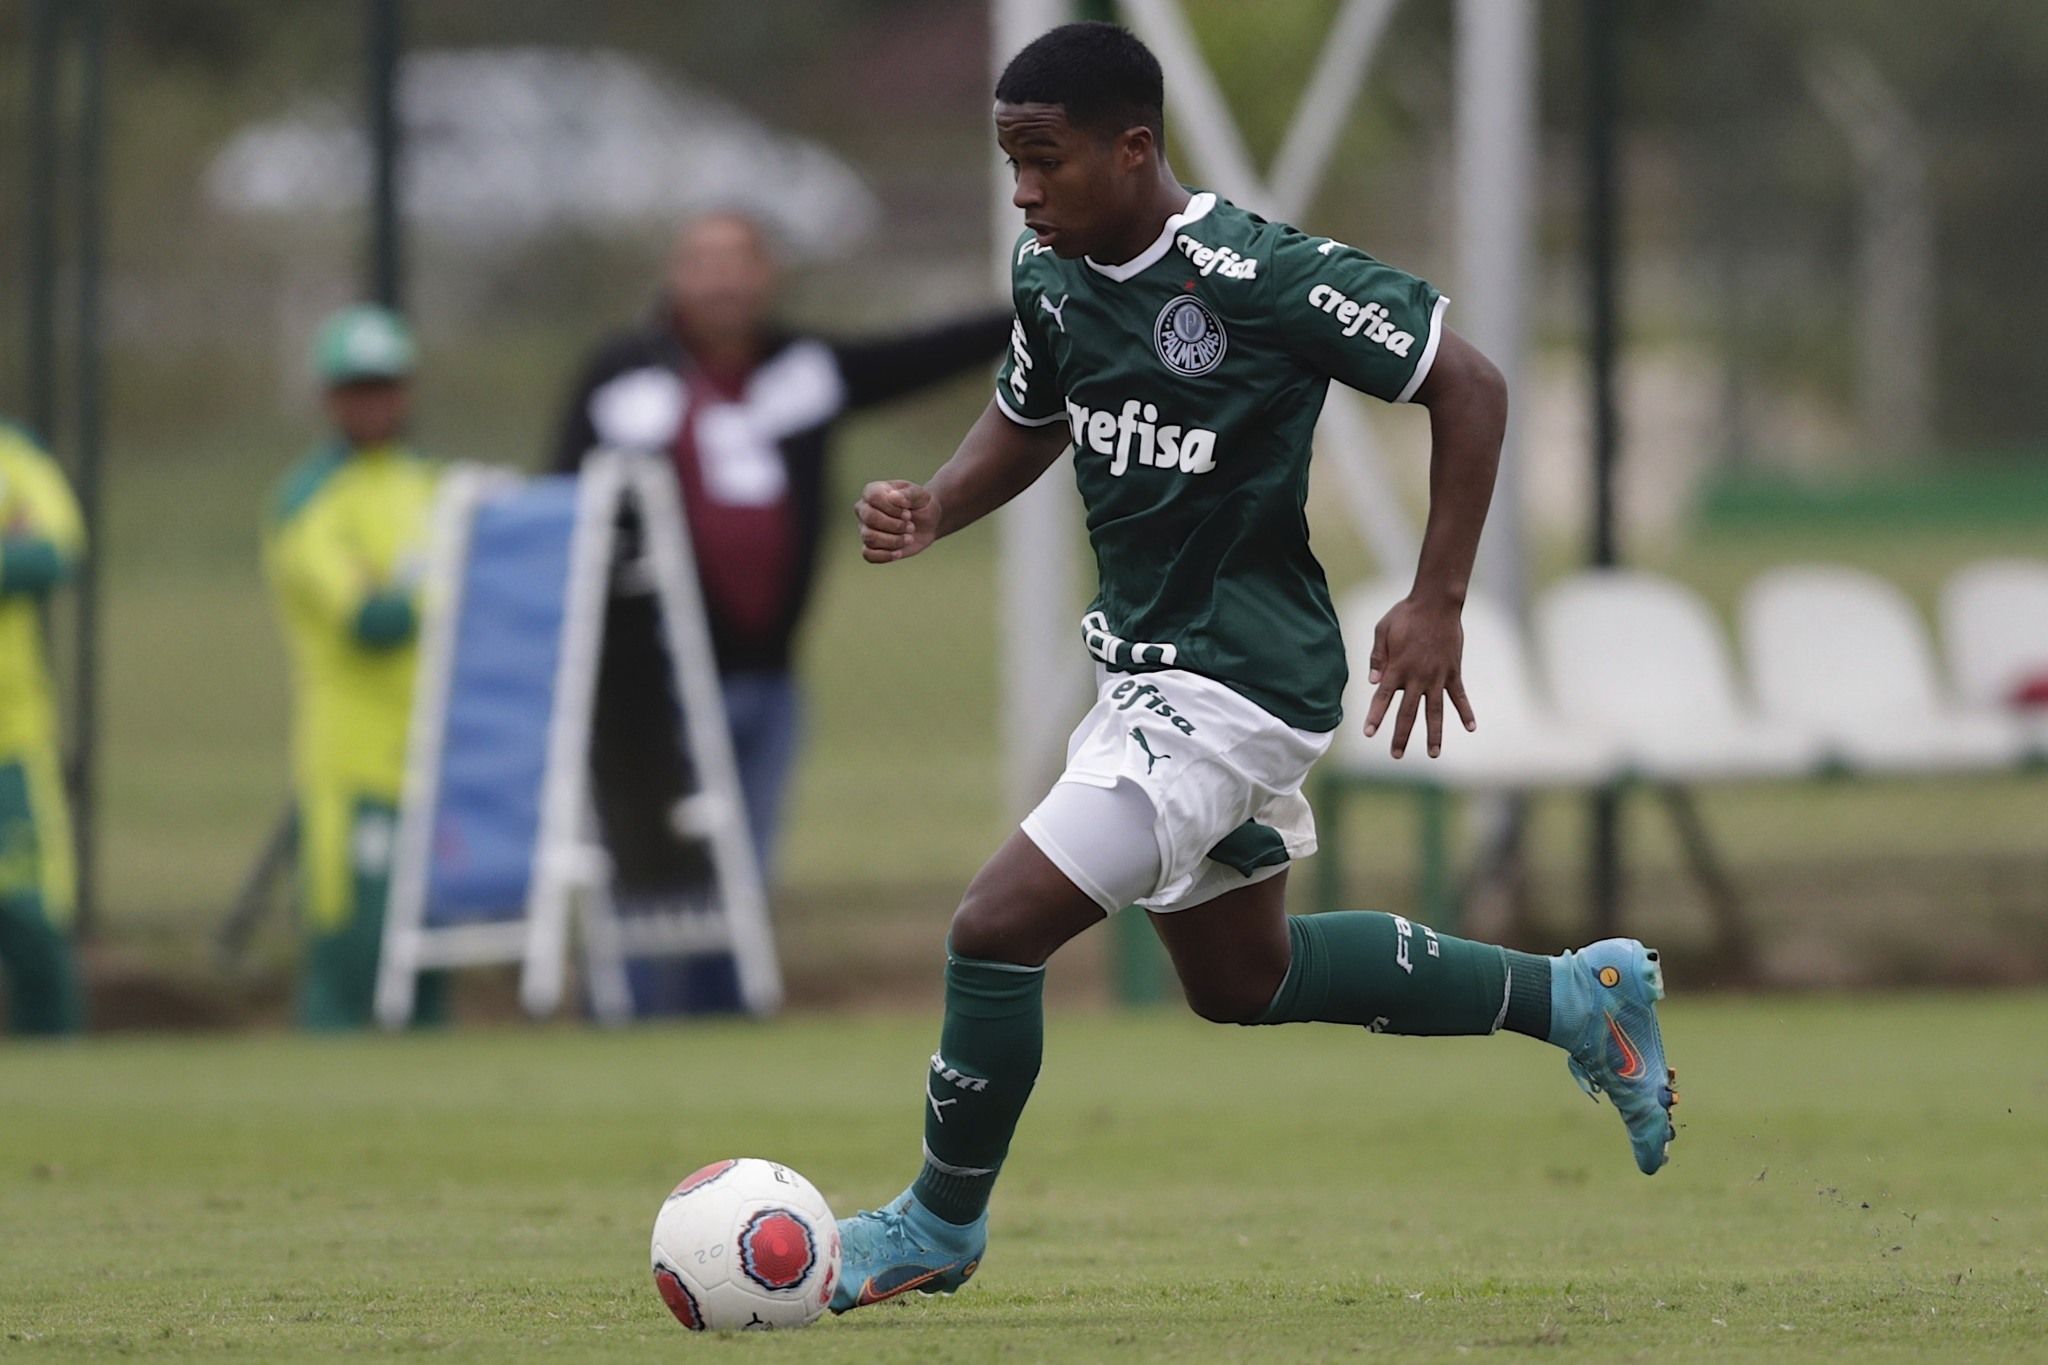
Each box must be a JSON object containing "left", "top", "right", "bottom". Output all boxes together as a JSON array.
[{"left": 855, "top": 479, "right": 942, "bottom": 563}]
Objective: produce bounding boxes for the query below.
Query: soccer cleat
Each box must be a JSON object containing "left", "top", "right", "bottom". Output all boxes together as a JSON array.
[
  {"left": 1554, "top": 938, "right": 1679, "bottom": 1175},
  {"left": 828, "top": 1188, "right": 986, "bottom": 1314}
]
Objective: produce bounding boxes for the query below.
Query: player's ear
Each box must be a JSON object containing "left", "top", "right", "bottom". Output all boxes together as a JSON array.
[{"left": 1115, "top": 124, "right": 1154, "bottom": 172}]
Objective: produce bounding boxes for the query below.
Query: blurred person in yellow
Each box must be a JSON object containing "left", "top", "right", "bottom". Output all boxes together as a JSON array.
[
  {"left": 264, "top": 305, "right": 445, "bottom": 1030},
  {"left": 0, "top": 421, "right": 86, "bottom": 1036}
]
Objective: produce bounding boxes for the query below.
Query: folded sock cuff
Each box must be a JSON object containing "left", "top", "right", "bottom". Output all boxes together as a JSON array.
[{"left": 1502, "top": 950, "right": 1553, "bottom": 1040}]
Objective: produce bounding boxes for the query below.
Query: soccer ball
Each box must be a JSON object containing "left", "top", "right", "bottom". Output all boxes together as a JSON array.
[{"left": 650, "top": 1158, "right": 841, "bottom": 1331}]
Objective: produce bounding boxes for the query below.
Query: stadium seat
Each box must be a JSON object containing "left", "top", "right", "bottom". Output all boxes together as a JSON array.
[
  {"left": 1334, "top": 580, "right": 1625, "bottom": 788},
  {"left": 1740, "top": 565, "right": 2032, "bottom": 773},
  {"left": 1535, "top": 569, "right": 1827, "bottom": 780},
  {"left": 1939, "top": 559, "right": 2048, "bottom": 758}
]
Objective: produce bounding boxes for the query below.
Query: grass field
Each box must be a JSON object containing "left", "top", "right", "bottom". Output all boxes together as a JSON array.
[{"left": 4, "top": 992, "right": 2044, "bottom": 1361}]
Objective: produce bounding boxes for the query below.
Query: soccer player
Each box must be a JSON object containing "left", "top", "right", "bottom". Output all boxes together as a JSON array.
[
  {"left": 830, "top": 23, "right": 1677, "bottom": 1312},
  {"left": 0, "top": 420, "right": 87, "bottom": 1035},
  {"left": 264, "top": 305, "right": 444, "bottom": 1030}
]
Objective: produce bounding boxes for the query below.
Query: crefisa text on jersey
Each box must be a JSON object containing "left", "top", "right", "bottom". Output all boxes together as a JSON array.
[
  {"left": 1174, "top": 234, "right": 1258, "bottom": 280},
  {"left": 1065, "top": 397, "right": 1219, "bottom": 478},
  {"left": 1306, "top": 283, "right": 1417, "bottom": 356}
]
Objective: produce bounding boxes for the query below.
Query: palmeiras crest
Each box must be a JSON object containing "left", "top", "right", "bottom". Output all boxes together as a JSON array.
[{"left": 1153, "top": 295, "right": 1227, "bottom": 376}]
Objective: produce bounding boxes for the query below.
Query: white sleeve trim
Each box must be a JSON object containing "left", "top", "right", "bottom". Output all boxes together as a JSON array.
[
  {"left": 1394, "top": 293, "right": 1451, "bottom": 404},
  {"left": 994, "top": 388, "right": 1068, "bottom": 428}
]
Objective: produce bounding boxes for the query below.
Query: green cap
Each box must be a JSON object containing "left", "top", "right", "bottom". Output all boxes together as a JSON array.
[{"left": 313, "top": 305, "right": 417, "bottom": 385}]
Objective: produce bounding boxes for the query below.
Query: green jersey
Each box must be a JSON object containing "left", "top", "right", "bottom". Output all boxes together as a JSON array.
[{"left": 994, "top": 191, "right": 1446, "bottom": 732}]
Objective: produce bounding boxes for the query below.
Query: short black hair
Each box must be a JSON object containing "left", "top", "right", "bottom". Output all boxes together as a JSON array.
[{"left": 995, "top": 22, "right": 1164, "bottom": 139}]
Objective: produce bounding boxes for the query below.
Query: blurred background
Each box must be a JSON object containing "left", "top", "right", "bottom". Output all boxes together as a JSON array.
[{"left": 3, "top": 0, "right": 2045, "bottom": 1027}]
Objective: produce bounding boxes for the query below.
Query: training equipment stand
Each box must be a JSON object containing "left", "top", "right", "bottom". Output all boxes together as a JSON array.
[{"left": 374, "top": 451, "right": 781, "bottom": 1027}]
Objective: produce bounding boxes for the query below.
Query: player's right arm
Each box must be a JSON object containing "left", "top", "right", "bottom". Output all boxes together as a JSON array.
[{"left": 854, "top": 397, "right": 1070, "bottom": 563}]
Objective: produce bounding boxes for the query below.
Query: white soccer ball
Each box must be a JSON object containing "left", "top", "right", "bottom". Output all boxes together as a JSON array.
[{"left": 650, "top": 1158, "right": 842, "bottom": 1332}]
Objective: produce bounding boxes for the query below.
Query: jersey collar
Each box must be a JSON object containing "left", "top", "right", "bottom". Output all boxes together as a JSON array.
[{"left": 1083, "top": 192, "right": 1217, "bottom": 283}]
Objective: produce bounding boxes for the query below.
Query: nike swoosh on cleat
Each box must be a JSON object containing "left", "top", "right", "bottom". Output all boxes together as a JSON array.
[
  {"left": 1605, "top": 1013, "right": 1647, "bottom": 1081},
  {"left": 854, "top": 1265, "right": 955, "bottom": 1307}
]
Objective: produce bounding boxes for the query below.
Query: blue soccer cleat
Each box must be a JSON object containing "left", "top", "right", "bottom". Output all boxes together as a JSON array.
[
  {"left": 829, "top": 1188, "right": 985, "bottom": 1314},
  {"left": 1554, "top": 938, "right": 1679, "bottom": 1175}
]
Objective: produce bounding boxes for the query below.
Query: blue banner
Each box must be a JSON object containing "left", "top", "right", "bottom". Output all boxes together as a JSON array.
[{"left": 421, "top": 477, "right": 580, "bottom": 926}]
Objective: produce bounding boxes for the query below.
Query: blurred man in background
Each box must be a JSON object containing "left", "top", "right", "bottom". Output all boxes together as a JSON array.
[
  {"left": 265, "top": 306, "right": 444, "bottom": 1030},
  {"left": 0, "top": 421, "right": 87, "bottom": 1036},
  {"left": 549, "top": 211, "right": 1010, "bottom": 1014}
]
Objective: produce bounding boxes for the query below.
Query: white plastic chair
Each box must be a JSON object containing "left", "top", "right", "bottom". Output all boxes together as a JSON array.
[
  {"left": 1940, "top": 559, "right": 2048, "bottom": 758},
  {"left": 1741, "top": 565, "right": 2030, "bottom": 774},
  {"left": 1335, "top": 580, "right": 1624, "bottom": 788},
  {"left": 1536, "top": 569, "right": 1826, "bottom": 780}
]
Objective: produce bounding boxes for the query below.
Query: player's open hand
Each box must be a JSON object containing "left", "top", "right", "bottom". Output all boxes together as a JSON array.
[
  {"left": 855, "top": 479, "right": 942, "bottom": 563},
  {"left": 1363, "top": 596, "right": 1478, "bottom": 759}
]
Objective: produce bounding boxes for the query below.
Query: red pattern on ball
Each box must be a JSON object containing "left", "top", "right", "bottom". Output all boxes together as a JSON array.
[
  {"left": 670, "top": 1159, "right": 737, "bottom": 1198},
  {"left": 738, "top": 1210, "right": 816, "bottom": 1290},
  {"left": 653, "top": 1265, "right": 704, "bottom": 1330}
]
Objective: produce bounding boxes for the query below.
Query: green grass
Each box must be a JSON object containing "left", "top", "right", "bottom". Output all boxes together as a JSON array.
[{"left": 4, "top": 993, "right": 2045, "bottom": 1360}]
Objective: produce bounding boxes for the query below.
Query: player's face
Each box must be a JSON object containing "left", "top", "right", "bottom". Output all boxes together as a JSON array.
[
  {"left": 325, "top": 379, "right": 410, "bottom": 448},
  {"left": 668, "top": 214, "right": 777, "bottom": 348},
  {"left": 997, "top": 101, "right": 1143, "bottom": 259}
]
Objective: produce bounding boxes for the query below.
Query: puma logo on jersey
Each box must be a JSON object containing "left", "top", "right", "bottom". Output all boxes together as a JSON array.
[
  {"left": 1307, "top": 283, "right": 1417, "bottom": 357},
  {"left": 1039, "top": 293, "right": 1070, "bottom": 333},
  {"left": 1064, "top": 397, "right": 1218, "bottom": 477},
  {"left": 1174, "top": 234, "right": 1258, "bottom": 280}
]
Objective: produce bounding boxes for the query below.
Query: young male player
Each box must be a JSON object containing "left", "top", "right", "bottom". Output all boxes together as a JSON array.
[{"left": 831, "top": 23, "right": 1677, "bottom": 1312}]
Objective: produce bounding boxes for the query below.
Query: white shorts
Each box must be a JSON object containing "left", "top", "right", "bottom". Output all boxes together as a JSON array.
[{"left": 1021, "top": 668, "right": 1334, "bottom": 914}]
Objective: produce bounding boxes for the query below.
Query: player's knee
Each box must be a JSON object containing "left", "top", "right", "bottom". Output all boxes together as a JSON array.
[
  {"left": 948, "top": 887, "right": 1044, "bottom": 967},
  {"left": 1178, "top": 975, "right": 1275, "bottom": 1026}
]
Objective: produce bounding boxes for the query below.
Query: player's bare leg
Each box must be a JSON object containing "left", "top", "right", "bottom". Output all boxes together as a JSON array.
[
  {"left": 1146, "top": 871, "right": 1292, "bottom": 1024},
  {"left": 947, "top": 830, "right": 1109, "bottom": 967}
]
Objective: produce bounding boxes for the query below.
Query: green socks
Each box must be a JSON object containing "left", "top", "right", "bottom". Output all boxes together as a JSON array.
[
  {"left": 911, "top": 952, "right": 1046, "bottom": 1226},
  {"left": 907, "top": 917, "right": 1550, "bottom": 1226},
  {"left": 1252, "top": 911, "right": 1553, "bottom": 1040}
]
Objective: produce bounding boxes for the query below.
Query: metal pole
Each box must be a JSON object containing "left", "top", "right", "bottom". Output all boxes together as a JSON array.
[
  {"left": 992, "top": 0, "right": 1081, "bottom": 818},
  {"left": 1584, "top": 0, "right": 1623, "bottom": 937},
  {"left": 25, "top": 0, "right": 62, "bottom": 440},
  {"left": 1080, "top": 0, "right": 1169, "bottom": 1005},
  {"left": 1456, "top": 0, "right": 1539, "bottom": 918},
  {"left": 1457, "top": 0, "right": 1534, "bottom": 610},
  {"left": 366, "top": 0, "right": 404, "bottom": 308},
  {"left": 68, "top": 0, "right": 107, "bottom": 939}
]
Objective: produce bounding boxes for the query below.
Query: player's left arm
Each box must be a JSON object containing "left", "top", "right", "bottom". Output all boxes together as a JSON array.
[
  {"left": 1362, "top": 328, "right": 1507, "bottom": 759},
  {"left": 1269, "top": 229, "right": 1506, "bottom": 758}
]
